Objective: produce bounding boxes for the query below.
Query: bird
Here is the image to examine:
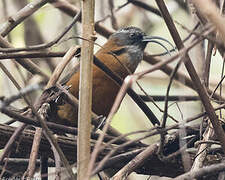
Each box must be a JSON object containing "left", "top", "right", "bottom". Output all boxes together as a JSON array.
[{"left": 56, "top": 26, "right": 158, "bottom": 126}]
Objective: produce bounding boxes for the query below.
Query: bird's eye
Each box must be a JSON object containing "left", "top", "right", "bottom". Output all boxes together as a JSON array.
[{"left": 129, "top": 33, "right": 136, "bottom": 39}]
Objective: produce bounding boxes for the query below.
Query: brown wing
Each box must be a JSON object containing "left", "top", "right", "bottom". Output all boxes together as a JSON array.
[{"left": 57, "top": 43, "right": 130, "bottom": 126}]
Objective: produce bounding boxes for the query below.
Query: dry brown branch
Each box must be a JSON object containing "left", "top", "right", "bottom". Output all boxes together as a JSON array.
[
  {"left": 0, "top": 61, "right": 40, "bottom": 165},
  {"left": 50, "top": 0, "right": 114, "bottom": 38},
  {"left": 0, "top": 51, "right": 65, "bottom": 59},
  {"left": 191, "top": 124, "right": 215, "bottom": 171},
  {"left": 26, "top": 127, "right": 42, "bottom": 178},
  {"left": 111, "top": 144, "right": 158, "bottom": 180},
  {"left": 156, "top": 0, "right": 225, "bottom": 154},
  {"left": 89, "top": 73, "right": 135, "bottom": 177},
  {"left": 192, "top": 0, "right": 225, "bottom": 44},
  {"left": 0, "top": 36, "right": 49, "bottom": 80},
  {"left": 0, "top": 0, "right": 51, "bottom": 37},
  {"left": 0, "top": 123, "right": 195, "bottom": 178},
  {"left": 0, "top": 11, "right": 81, "bottom": 53},
  {"left": 93, "top": 56, "right": 160, "bottom": 126},
  {"left": 174, "top": 162, "right": 225, "bottom": 180},
  {"left": 79, "top": 0, "right": 95, "bottom": 179},
  {"left": 143, "top": 53, "right": 225, "bottom": 102},
  {"left": 32, "top": 103, "right": 76, "bottom": 178},
  {"left": 46, "top": 46, "right": 80, "bottom": 88}
]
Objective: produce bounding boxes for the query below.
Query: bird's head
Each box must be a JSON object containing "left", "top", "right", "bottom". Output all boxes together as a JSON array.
[
  {"left": 105, "top": 27, "right": 155, "bottom": 72},
  {"left": 110, "top": 26, "right": 149, "bottom": 51},
  {"left": 98, "top": 26, "right": 173, "bottom": 73}
]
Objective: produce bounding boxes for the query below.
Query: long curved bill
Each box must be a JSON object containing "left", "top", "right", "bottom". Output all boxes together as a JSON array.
[{"left": 142, "top": 35, "right": 175, "bottom": 55}]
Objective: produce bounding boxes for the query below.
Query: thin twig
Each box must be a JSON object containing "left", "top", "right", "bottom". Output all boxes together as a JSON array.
[
  {"left": 33, "top": 103, "right": 76, "bottom": 178},
  {"left": 111, "top": 144, "right": 158, "bottom": 180},
  {"left": 174, "top": 162, "right": 225, "bottom": 180},
  {"left": 140, "top": 95, "right": 199, "bottom": 101},
  {"left": 156, "top": 0, "right": 225, "bottom": 153},
  {"left": 0, "top": 11, "right": 81, "bottom": 53},
  {"left": 89, "top": 75, "right": 134, "bottom": 176},
  {"left": 46, "top": 46, "right": 80, "bottom": 89},
  {"left": 0, "top": 36, "right": 49, "bottom": 80},
  {"left": 0, "top": 0, "right": 51, "bottom": 37},
  {"left": 0, "top": 51, "right": 65, "bottom": 59},
  {"left": 0, "top": 123, "right": 27, "bottom": 163},
  {"left": 158, "top": 58, "right": 184, "bottom": 160},
  {"left": 192, "top": 0, "right": 225, "bottom": 44},
  {"left": 0, "top": 60, "right": 36, "bottom": 164},
  {"left": 94, "top": 56, "right": 160, "bottom": 126},
  {"left": 26, "top": 128, "right": 43, "bottom": 178}
]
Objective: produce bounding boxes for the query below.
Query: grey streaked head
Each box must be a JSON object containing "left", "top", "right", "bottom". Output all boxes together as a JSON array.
[
  {"left": 110, "top": 26, "right": 148, "bottom": 50},
  {"left": 103, "top": 27, "right": 172, "bottom": 73},
  {"left": 108, "top": 27, "right": 151, "bottom": 71}
]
